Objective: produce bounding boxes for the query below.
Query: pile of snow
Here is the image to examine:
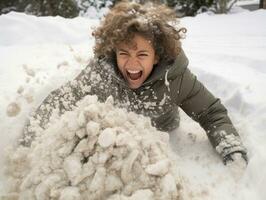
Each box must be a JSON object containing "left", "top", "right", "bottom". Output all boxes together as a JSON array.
[
  {"left": 0, "top": 12, "right": 98, "bottom": 46},
  {"left": 4, "top": 95, "right": 181, "bottom": 200}
]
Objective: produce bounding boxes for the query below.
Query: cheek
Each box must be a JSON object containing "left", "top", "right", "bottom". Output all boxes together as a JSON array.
[
  {"left": 146, "top": 64, "right": 154, "bottom": 73},
  {"left": 117, "top": 63, "right": 124, "bottom": 73},
  {"left": 143, "top": 59, "right": 155, "bottom": 72},
  {"left": 116, "top": 57, "right": 125, "bottom": 71}
]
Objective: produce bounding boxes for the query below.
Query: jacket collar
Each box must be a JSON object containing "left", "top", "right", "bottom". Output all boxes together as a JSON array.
[{"left": 144, "top": 48, "right": 189, "bottom": 85}]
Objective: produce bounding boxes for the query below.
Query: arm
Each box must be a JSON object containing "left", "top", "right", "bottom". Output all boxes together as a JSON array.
[
  {"left": 20, "top": 59, "right": 99, "bottom": 146},
  {"left": 178, "top": 67, "right": 247, "bottom": 163}
]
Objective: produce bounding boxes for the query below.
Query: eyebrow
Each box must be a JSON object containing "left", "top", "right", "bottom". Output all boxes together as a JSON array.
[
  {"left": 117, "top": 49, "right": 149, "bottom": 53},
  {"left": 138, "top": 50, "right": 149, "bottom": 53},
  {"left": 117, "top": 48, "right": 128, "bottom": 52}
]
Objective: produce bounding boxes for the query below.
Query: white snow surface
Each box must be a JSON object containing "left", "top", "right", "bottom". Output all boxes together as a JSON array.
[
  {"left": 1, "top": 8, "right": 266, "bottom": 200},
  {"left": 236, "top": 0, "right": 259, "bottom": 6}
]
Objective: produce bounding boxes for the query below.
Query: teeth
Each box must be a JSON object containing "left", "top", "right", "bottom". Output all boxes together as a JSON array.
[{"left": 127, "top": 70, "right": 141, "bottom": 74}]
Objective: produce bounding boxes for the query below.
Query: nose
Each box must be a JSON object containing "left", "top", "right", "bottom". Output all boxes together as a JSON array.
[{"left": 126, "top": 56, "right": 139, "bottom": 68}]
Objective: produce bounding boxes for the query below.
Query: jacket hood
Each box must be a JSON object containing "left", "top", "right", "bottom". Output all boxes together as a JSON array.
[{"left": 98, "top": 48, "right": 189, "bottom": 88}]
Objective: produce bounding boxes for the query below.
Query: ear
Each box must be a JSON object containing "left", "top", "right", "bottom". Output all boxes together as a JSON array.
[{"left": 154, "top": 55, "right": 159, "bottom": 65}]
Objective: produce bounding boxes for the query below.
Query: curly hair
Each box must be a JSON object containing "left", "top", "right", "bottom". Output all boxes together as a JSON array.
[{"left": 92, "top": 0, "right": 187, "bottom": 62}]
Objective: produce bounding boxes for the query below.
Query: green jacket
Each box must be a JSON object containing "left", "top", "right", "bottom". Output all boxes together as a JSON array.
[{"left": 22, "top": 49, "right": 247, "bottom": 160}]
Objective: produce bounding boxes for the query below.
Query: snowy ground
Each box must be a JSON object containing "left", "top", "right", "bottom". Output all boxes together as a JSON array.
[
  {"left": 236, "top": 0, "right": 259, "bottom": 6},
  {"left": 0, "top": 7, "right": 266, "bottom": 200}
]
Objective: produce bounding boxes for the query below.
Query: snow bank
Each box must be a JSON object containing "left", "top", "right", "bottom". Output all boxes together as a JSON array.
[
  {"left": 4, "top": 95, "right": 181, "bottom": 199},
  {"left": 0, "top": 12, "right": 98, "bottom": 46}
]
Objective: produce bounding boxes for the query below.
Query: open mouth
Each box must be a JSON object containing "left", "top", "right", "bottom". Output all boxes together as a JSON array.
[{"left": 126, "top": 70, "right": 142, "bottom": 80}]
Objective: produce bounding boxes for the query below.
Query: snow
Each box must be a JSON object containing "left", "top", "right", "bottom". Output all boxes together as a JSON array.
[
  {"left": 1, "top": 7, "right": 266, "bottom": 200},
  {"left": 4, "top": 95, "right": 181, "bottom": 199},
  {"left": 236, "top": 0, "right": 260, "bottom": 6},
  {"left": 164, "top": 69, "right": 170, "bottom": 92}
]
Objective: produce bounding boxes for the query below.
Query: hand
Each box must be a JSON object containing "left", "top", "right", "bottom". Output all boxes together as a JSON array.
[{"left": 224, "top": 152, "right": 248, "bottom": 181}]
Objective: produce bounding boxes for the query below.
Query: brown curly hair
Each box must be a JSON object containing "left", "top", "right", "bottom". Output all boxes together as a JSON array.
[{"left": 92, "top": 0, "right": 187, "bottom": 62}]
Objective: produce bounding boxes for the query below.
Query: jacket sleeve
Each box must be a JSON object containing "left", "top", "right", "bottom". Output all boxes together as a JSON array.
[
  {"left": 20, "top": 59, "right": 100, "bottom": 146},
  {"left": 178, "top": 67, "right": 247, "bottom": 160}
]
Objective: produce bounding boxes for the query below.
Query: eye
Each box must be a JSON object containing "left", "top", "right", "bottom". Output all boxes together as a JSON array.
[
  {"left": 138, "top": 53, "right": 148, "bottom": 57},
  {"left": 119, "top": 52, "right": 128, "bottom": 56}
]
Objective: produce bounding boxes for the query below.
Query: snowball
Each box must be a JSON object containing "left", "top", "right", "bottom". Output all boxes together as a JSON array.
[
  {"left": 75, "top": 128, "right": 86, "bottom": 139},
  {"left": 59, "top": 187, "right": 81, "bottom": 200},
  {"left": 23, "top": 64, "right": 36, "bottom": 77},
  {"left": 116, "top": 132, "right": 130, "bottom": 146},
  {"left": 66, "top": 113, "right": 80, "bottom": 132},
  {"left": 145, "top": 159, "right": 170, "bottom": 176},
  {"left": 74, "top": 138, "right": 89, "bottom": 153},
  {"left": 89, "top": 167, "right": 106, "bottom": 192},
  {"left": 17, "top": 86, "right": 24, "bottom": 94},
  {"left": 34, "top": 173, "right": 63, "bottom": 200},
  {"left": 105, "top": 174, "right": 123, "bottom": 192},
  {"left": 105, "top": 95, "right": 114, "bottom": 105},
  {"left": 86, "top": 121, "right": 100, "bottom": 136},
  {"left": 107, "top": 189, "right": 154, "bottom": 200},
  {"left": 121, "top": 149, "right": 139, "bottom": 184},
  {"left": 77, "top": 111, "right": 86, "bottom": 127},
  {"left": 129, "top": 189, "right": 154, "bottom": 200},
  {"left": 24, "top": 93, "right": 34, "bottom": 103},
  {"left": 6, "top": 102, "right": 21, "bottom": 117},
  {"left": 98, "top": 128, "right": 116, "bottom": 148},
  {"left": 84, "top": 104, "right": 100, "bottom": 120},
  {"left": 63, "top": 154, "right": 82, "bottom": 185},
  {"left": 160, "top": 174, "right": 178, "bottom": 199}
]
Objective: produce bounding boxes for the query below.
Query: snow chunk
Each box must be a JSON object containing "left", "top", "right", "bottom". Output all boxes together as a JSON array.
[
  {"left": 145, "top": 159, "right": 171, "bottom": 176},
  {"left": 63, "top": 153, "right": 82, "bottom": 185},
  {"left": 98, "top": 128, "right": 116, "bottom": 148},
  {"left": 59, "top": 187, "right": 81, "bottom": 200},
  {"left": 23, "top": 64, "right": 36, "bottom": 77},
  {"left": 6, "top": 102, "right": 21, "bottom": 117},
  {"left": 86, "top": 121, "right": 100, "bottom": 136},
  {"left": 5, "top": 95, "right": 182, "bottom": 199}
]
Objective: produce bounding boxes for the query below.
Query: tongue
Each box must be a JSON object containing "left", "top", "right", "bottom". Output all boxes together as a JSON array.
[{"left": 128, "top": 71, "right": 142, "bottom": 80}]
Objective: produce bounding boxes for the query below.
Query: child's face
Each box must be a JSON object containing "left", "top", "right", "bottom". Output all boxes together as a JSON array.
[{"left": 116, "top": 34, "right": 158, "bottom": 89}]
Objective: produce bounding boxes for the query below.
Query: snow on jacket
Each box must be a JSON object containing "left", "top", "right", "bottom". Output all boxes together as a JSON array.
[{"left": 21, "top": 49, "right": 247, "bottom": 160}]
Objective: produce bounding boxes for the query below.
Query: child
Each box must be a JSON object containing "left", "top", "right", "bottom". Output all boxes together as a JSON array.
[{"left": 21, "top": 1, "right": 247, "bottom": 166}]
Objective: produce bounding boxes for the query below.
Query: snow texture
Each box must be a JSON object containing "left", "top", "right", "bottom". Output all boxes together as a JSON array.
[{"left": 4, "top": 96, "right": 181, "bottom": 200}]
